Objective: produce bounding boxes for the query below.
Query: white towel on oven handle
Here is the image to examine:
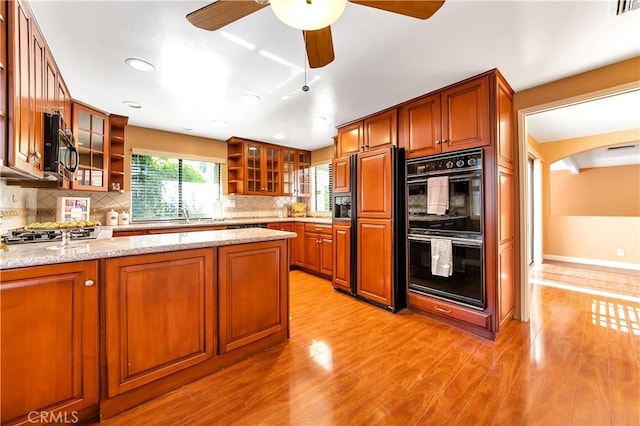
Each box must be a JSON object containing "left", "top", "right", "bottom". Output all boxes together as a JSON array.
[
  {"left": 427, "top": 176, "right": 449, "bottom": 215},
  {"left": 431, "top": 237, "right": 453, "bottom": 277}
]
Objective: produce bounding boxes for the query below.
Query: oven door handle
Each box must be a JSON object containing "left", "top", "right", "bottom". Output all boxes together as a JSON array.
[
  {"left": 408, "top": 235, "right": 483, "bottom": 247},
  {"left": 407, "top": 178, "right": 428, "bottom": 184}
]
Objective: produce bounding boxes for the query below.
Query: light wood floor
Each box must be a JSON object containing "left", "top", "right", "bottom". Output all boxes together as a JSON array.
[{"left": 100, "top": 266, "right": 640, "bottom": 426}]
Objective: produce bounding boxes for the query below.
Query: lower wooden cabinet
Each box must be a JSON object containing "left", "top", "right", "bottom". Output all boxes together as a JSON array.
[
  {"left": 357, "top": 218, "right": 393, "bottom": 306},
  {"left": 218, "top": 240, "right": 288, "bottom": 353},
  {"left": 293, "top": 223, "right": 306, "bottom": 267},
  {"left": 112, "top": 225, "right": 227, "bottom": 237},
  {"left": 303, "top": 223, "right": 333, "bottom": 277},
  {"left": 267, "top": 222, "right": 295, "bottom": 265},
  {"left": 332, "top": 222, "right": 351, "bottom": 292},
  {"left": 1, "top": 261, "right": 99, "bottom": 424},
  {"left": 104, "top": 249, "right": 215, "bottom": 397}
]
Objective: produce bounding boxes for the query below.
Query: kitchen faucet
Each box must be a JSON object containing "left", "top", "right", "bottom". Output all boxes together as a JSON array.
[{"left": 180, "top": 206, "right": 190, "bottom": 222}]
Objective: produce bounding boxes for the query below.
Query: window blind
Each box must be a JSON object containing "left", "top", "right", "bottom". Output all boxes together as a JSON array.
[
  {"left": 311, "top": 163, "right": 332, "bottom": 212},
  {"left": 131, "top": 153, "right": 221, "bottom": 221}
]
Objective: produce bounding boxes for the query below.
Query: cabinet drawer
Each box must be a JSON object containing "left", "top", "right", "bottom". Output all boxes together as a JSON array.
[
  {"left": 304, "top": 223, "right": 332, "bottom": 235},
  {"left": 407, "top": 292, "right": 491, "bottom": 330}
]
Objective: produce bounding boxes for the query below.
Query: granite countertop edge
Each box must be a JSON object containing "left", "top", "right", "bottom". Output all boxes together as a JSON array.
[
  {"left": 110, "top": 216, "right": 332, "bottom": 231},
  {"left": 0, "top": 229, "right": 296, "bottom": 270}
]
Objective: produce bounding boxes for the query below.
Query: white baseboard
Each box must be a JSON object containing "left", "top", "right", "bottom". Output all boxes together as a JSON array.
[{"left": 543, "top": 254, "right": 640, "bottom": 271}]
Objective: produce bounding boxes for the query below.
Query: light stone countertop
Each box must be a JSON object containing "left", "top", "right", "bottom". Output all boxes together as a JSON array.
[
  {"left": 110, "top": 216, "right": 332, "bottom": 232},
  {"left": 0, "top": 228, "right": 296, "bottom": 270}
]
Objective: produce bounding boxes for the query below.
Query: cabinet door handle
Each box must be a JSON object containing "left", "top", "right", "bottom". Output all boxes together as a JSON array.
[
  {"left": 30, "top": 151, "right": 42, "bottom": 160},
  {"left": 442, "top": 139, "right": 449, "bottom": 145},
  {"left": 433, "top": 305, "right": 451, "bottom": 314},
  {"left": 84, "top": 280, "right": 95, "bottom": 287},
  {"left": 435, "top": 140, "right": 441, "bottom": 145}
]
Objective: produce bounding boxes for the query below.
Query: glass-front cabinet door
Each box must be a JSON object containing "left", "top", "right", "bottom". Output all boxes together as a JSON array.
[
  {"left": 72, "top": 103, "right": 109, "bottom": 191},
  {"left": 245, "top": 142, "right": 263, "bottom": 194},
  {"left": 297, "top": 151, "right": 311, "bottom": 197},
  {"left": 281, "top": 149, "right": 296, "bottom": 196},
  {"left": 264, "top": 146, "right": 281, "bottom": 195}
]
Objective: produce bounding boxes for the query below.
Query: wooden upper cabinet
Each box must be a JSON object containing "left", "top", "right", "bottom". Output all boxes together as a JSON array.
[
  {"left": 441, "top": 74, "right": 490, "bottom": 152},
  {"left": 57, "top": 76, "right": 72, "bottom": 130},
  {"left": 336, "top": 110, "right": 397, "bottom": 158},
  {"left": 0, "top": 0, "right": 6, "bottom": 160},
  {"left": 332, "top": 156, "right": 351, "bottom": 193},
  {"left": 364, "top": 109, "right": 397, "bottom": 150},
  {"left": 496, "top": 74, "right": 515, "bottom": 169},
  {"left": 296, "top": 150, "right": 311, "bottom": 197},
  {"left": 281, "top": 148, "right": 296, "bottom": 196},
  {"left": 1, "top": 261, "right": 99, "bottom": 424},
  {"left": 7, "top": 0, "right": 44, "bottom": 178},
  {"left": 72, "top": 103, "right": 109, "bottom": 191},
  {"left": 336, "top": 121, "right": 363, "bottom": 157},
  {"left": 357, "top": 146, "right": 393, "bottom": 219},
  {"left": 226, "top": 137, "right": 308, "bottom": 196},
  {"left": 400, "top": 93, "right": 441, "bottom": 158},
  {"left": 401, "top": 73, "right": 492, "bottom": 158}
]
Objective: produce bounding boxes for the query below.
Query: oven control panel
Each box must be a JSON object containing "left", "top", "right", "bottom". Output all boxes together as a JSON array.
[{"left": 407, "top": 148, "right": 482, "bottom": 177}]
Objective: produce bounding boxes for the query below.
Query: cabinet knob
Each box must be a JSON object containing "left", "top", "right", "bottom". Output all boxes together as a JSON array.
[
  {"left": 84, "top": 279, "right": 95, "bottom": 287},
  {"left": 442, "top": 139, "right": 449, "bottom": 145},
  {"left": 435, "top": 140, "right": 441, "bottom": 145}
]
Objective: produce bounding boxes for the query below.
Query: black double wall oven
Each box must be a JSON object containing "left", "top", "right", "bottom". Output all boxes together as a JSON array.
[{"left": 406, "top": 148, "right": 485, "bottom": 309}]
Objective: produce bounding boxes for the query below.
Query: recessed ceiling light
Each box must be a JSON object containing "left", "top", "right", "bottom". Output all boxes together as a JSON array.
[
  {"left": 274, "top": 133, "right": 285, "bottom": 140},
  {"left": 212, "top": 120, "right": 228, "bottom": 128},
  {"left": 125, "top": 58, "right": 156, "bottom": 72},
  {"left": 312, "top": 116, "right": 327, "bottom": 123},
  {"left": 122, "top": 100, "right": 142, "bottom": 109},
  {"left": 181, "top": 126, "right": 193, "bottom": 132},
  {"left": 241, "top": 93, "right": 261, "bottom": 104}
]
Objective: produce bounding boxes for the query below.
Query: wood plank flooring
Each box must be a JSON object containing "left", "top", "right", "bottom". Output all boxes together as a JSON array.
[{"left": 99, "top": 266, "right": 640, "bottom": 425}]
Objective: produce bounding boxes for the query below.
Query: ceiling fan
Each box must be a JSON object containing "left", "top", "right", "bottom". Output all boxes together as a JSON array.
[{"left": 187, "top": 0, "right": 445, "bottom": 68}]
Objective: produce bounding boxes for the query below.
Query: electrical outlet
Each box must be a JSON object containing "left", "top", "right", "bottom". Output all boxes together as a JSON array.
[{"left": 616, "top": 249, "right": 625, "bottom": 257}]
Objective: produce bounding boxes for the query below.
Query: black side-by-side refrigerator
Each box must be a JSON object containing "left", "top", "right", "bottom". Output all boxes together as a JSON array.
[{"left": 336, "top": 146, "right": 406, "bottom": 312}]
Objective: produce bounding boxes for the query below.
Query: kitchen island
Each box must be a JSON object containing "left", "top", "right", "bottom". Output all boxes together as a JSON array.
[{"left": 0, "top": 228, "right": 295, "bottom": 424}]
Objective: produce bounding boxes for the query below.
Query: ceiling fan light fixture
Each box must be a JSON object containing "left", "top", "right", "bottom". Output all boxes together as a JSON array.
[{"left": 270, "top": 0, "right": 347, "bottom": 31}]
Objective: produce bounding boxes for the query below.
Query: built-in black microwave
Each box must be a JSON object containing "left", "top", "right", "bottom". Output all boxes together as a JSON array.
[{"left": 43, "top": 113, "right": 78, "bottom": 178}]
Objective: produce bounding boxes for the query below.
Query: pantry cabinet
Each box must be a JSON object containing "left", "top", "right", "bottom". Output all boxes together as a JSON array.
[
  {"left": 104, "top": 249, "right": 215, "bottom": 397},
  {"left": 1, "top": 261, "right": 99, "bottom": 425},
  {"left": 72, "top": 102, "right": 109, "bottom": 191},
  {"left": 400, "top": 74, "right": 491, "bottom": 159}
]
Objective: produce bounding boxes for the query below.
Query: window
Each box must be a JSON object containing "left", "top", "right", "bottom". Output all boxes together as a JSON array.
[
  {"left": 131, "top": 152, "right": 222, "bottom": 221},
  {"left": 310, "top": 163, "right": 332, "bottom": 212}
]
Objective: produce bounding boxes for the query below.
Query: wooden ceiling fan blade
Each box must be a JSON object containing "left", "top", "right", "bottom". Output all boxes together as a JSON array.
[
  {"left": 187, "top": 0, "right": 268, "bottom": 31},
  {"left": 348, "top": 0, "right": 445, "bottom": 19},
  {"left": 303, "top": 27, "right": 335, "bottom": 69}
]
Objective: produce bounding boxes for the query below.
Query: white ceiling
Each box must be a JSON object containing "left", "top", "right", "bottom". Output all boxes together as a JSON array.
[{"left": 28, "top": 0, "right": 640, "bottom": 151}]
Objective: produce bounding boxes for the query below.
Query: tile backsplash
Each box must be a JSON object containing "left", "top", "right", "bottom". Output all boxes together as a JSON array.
[{"left": 0, "top": 180, "right": 322, "bottom": 233}]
